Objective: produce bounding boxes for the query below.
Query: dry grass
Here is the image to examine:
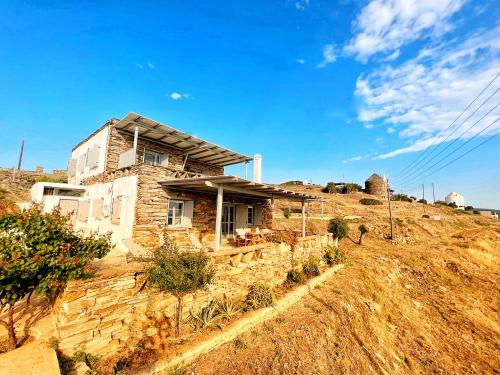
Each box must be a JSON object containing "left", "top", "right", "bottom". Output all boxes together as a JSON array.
[{"left": 185, "top": 187, "right": 500, "bottom": 374}]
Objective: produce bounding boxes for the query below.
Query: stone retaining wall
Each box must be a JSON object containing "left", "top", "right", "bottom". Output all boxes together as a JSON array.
[{"left": 52, "top": 235, "right": 329, "bottom": 357}]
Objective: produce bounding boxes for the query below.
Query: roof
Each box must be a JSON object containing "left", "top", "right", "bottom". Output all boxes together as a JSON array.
[
  {"left": 366, "top": 173, "right": 385, "bottom": 182},
  {"left": 114, "top": 113, "right": 253, "bottom": 167},
  {"left": 159, "top": 175, "right": 322, "bottom": 201},
  {"left": 33, "top": 182, "right": 86, "bottom": 191}
]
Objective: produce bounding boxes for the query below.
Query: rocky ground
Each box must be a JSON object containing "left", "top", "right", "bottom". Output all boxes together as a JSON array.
[{"left": 186, "top": 188, "right": 500, "bottom": 374}]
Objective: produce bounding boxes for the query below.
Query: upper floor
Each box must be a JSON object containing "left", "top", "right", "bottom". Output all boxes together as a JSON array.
[{"left": 67, "top": 113, "right": 255, "bottom": 185}]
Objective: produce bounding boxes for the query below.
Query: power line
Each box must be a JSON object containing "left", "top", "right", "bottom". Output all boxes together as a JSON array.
[
  {"left": 394, "top": 72, "right": 500, "bottom": 180},
  {"left": 396, "top": 128, "right": 500, "bottom": 189},
  {"left": 395, "top": 102, "right": 500, "bottom": 185}
]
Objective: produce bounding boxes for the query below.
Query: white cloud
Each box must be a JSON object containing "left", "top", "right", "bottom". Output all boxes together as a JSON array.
[
  {"left": 297, "top": 58, "right": 305, "bottom": 64},
  {"left": 136, "top": 62, "right": 155, "bottom": 70},
  {"left": 355, "top": 25, "right": 500, "bottom": 160},
  {"left": 136, "top": 63, "right": 143, "bottom": 70},
  {"left": 147, "top": 62, "right": 155, "bottom": 68},
  {"left": 317, "top": 44, "right": 337, "bottom": 68},
  {"left": 295, "top": 0, "right": 309, "bottom": 11},
  {"left": 364, "top": 123, "right": 374, "bottom": 129},
  {"left": 344, "top": 0, "right": 464, "bottom": 62},
  {"left": 170, "top": 92, "right": 190, "bottom": 100}
]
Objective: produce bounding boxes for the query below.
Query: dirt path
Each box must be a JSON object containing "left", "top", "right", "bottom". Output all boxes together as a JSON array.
[{"left": 185, "top": 215, "right": 500, "bottom": 374}]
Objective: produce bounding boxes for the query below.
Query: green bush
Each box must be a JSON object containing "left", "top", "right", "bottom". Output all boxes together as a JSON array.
[
  {"left": 341, "top": 183, "right": 362, "bottom": 194},
  {"left": 302, "top": 254, "right": 321, "bottom": 277},
  {"left": 148, "top": 235, "right": 215, "bottom": 336},
  {"left": 215, "top": 294, "right": 242, "bottom": 320},
  {"left": 282, "top": 207, "right": 292, "bottom": 219},
  {"left": 473, "top": 210, "right": 480, "bottom": 215},
  {"left": 0, "top": 206, "right": 111, "bottom": 351},
  {"left": 73, "top": 351, "right": 98, "bottom": 371},
  {"left": 465, "top": 205, "right": 474, "bottom": 211},
  {"left": 434, "top": 200, "right": 447, "bottom": 205},
  {"left": 359, "top": 198, "right": 382, "bottom": 205},
  {"left": 418, "top": 199, "right": 427, "bottom": 204},
  {"left": 322, "top": 182, "right": 338, "bottom": 194},
  {"left": 327, "top": 218, "right": 349, "bottom": 246},
  {"left": 447, "top": 202, "right": 457, "bottom": 209},
  {"left": 245, "top": 283, "right": 275, "bottom": 309},
  {"left": 323, "top": 245, "right": 346, "bottom": 266},
  {"left": 188, "top": 301, "right": 223, "bottom": 331},
  {"left": 285, "top": 268, "right": 306, "bottom": 285},
  {"left": 391, "top": 193, "right": 412, "bottom": 202}
]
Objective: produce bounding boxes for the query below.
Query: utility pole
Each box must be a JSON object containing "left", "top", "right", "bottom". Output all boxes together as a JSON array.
[
  {"left": 432, "top": 183, "right": 436, "bottom": 204},
  {"left": 12, "top": 140, "right": 24, "bottom": 182},
  {"left": 387, "top": 180, "right": 394, "bottom": 240},
  {"left": 422, "top": 184, "right": 426, "bottom": 214}
]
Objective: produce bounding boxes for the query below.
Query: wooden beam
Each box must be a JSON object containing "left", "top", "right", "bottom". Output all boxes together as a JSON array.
[
  {"left": 133, "top": 126, "right": 139, "bottom": 165},
  {"left": 301, "top": 200, "right": 306, "bottom": 237},
  {"left": 204, "top": 181, "right": 272, "bottom": 198},
  {"left": 214, "top": 184, "right": 224, "bottom": 252}
]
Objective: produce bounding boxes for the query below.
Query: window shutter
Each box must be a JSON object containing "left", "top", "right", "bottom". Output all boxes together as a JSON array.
[
  {"left": 183, "top": 200, "right": 194, "bottom": 227},
  {"left": 78, "top": 200, "right": 90, "bottom": 222},
  {"left": 87, "top": 145, "right": 100, "bottom": 169},
  {"left": 160, "top": 154, "right": 169, "bottom": 167},
  {"left": 78, "top": 154, "right": 86, "bottom": 173},
  {"left": 111, "top": 197, "right": 122, "bottom": 224},
  {"left": 254, "top": 205, "right": 263, "bottom": 225},
  {"left": 93, "top": 198, "right": 104, "bottom": 220},
  {"left": 68, "top": 158, "right": 77, "bottom": 177}
]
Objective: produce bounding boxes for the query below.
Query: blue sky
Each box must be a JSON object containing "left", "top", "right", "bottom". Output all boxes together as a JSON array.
[{"left": 0, "top": 0, "right": 499, "bottom": 208}]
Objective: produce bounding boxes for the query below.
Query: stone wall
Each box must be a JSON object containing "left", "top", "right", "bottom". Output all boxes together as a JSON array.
[{"left": 52, "top": 235, "right": 329, "bottom": 357}]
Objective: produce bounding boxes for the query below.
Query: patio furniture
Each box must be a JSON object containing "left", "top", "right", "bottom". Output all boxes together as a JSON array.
[
  {"left": 235, "top": 229, "right": 250, "bottom": 247},
  {"left": 246, "top": 230, "right": 267, "bottom": 245}
]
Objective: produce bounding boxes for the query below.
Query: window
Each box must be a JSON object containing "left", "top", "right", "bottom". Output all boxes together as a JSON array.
[
  {"left": 167, "top": 200, "right": 184, "bottom": 226},
  {"left": 43, "top": 187, "right": 55, "bottom": 196},
  {"left": 247, "top": 206, "right": 254, "bottom": 225},
  {"left": 144, "top": 150, "right": 163, "bottom": 166}
]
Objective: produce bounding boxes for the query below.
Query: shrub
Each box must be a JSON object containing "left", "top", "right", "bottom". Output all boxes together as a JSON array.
[
  {"left": 285, "top": 268, "right": 306, "bottom": 286},
  {"left": 447, "top": 202, "right": 457, "bottom": 209},
  {"left": 410, "top": 196, "right": 417, "bottom": 201},
  {"left": 245, "top": 283, "right": 275, "bottom": 309},
  {"left": 418, "top": 199, "right": 427, "bottom": 204},
  {"left": 215, "top": 294, "right": 242, "bottom": 320},
  {"left": 422, "top": 214, "right": 430, "bottom": 218},
  {"left": 465, "top": 205, "right": 474, "bottom": 211},
  {"left": 322, "top": 182, "right": 338, "bottom": 194},
  {"left": 73, "top": 351, "right": 98, "bottom": 371},
  {"left": 434, "top": 200, "right": 447, "bottom": 205},
  {"left": 327, "top": 218, "right": 349, "bottom": 246},
  {"left": 148, "top": 235, "right": 215, "bottom": 336},
  {"left": 360, "top": 198, "right": 382, "bottom": 205},
  {"left": 391, "top": 193, "right": 412, "bottom": 202},
  {"left": 0, "top": 206, "right": 111, "bottom": 351},
  {"left": 188, "top": 301, "right": 223, "bottom": 331},
  {"left": 323, "top": 245, "right": 346, "bottom": 266},
  {"left": 302, "top": 254, "right": 321, "bottom": 278},
  {"left": 358, "top": 224, "right": 369, "bottom": 245},
  {"left": 473, "top": 210, "right": 480, "bottom": 214},
  {"left": 282, "top": 207, "right": 292, "bottom": 219},
  {"left": 341, "top": 183, "right": 362, "bottom": 194}
]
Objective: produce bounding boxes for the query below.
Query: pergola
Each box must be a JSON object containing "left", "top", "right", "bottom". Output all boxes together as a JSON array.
[{"left": 159, "top": 175, "right": 323, "bottom": 251}]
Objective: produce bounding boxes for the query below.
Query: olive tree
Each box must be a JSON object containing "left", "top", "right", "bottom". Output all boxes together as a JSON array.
[
  {"left": 0, "top": 207, "right": 111, "bottom": 351},
  {"left": 148, "top": 235, "right": 215, "bottom": 336},
  {"left": 327, "top": 218, "right": 349, "bottom": 247},
  {"left": 358, "top": 224, "right": 369, "bottom": 245}
]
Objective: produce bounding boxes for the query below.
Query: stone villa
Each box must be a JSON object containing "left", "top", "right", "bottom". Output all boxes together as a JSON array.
[{"left": 31, "top": 113, "right": 320, "bottom": 254}]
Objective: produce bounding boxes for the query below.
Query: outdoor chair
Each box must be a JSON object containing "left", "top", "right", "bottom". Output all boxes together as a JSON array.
[{"left": 235, "top": 229, "right": 250, "bottom": 247}]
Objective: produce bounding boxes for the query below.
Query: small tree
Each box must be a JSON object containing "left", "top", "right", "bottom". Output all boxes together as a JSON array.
[
  {"left": 465, "top": 205, "right": 474, "bottom": 211},
  {"left": 322, "top": 182, "right": 338, "bottom": 194},
  {"left": 358, "top": 224, "right": 369, "bottom": 245},
  {"left": 327, "top": 218, "right": 349, "bottom": 247},
  {"left": 148, "top": 236, "right": 215, "bottom": 336},
  {"left": 0, "top": 206, "right": 111, "bottom": 351}
]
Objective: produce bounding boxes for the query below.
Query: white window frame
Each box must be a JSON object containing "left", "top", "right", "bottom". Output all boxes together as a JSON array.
[
  {"left": 247, "top": 205, "right": 254, "bottom": 225},
  {"left": 143, "top": 149, "right": 163, "bottom": 166},
  {"left": 167, "top": 200, "right": 185, "bottom": 227}
]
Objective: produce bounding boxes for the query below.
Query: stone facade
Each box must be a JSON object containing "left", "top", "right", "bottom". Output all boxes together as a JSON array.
[{"left": 52, "top": 235, "right": 329, "bottom": 357}]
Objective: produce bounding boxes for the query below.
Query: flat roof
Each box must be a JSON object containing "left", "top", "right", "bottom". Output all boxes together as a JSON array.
[
  {"left": 159, "top": 175, "right": 322, "bottom": 201},
  {"left": 114, "top": 113, "right": 253, "bottom": 167},
  {"left": 34, "top": 182, "right": 86, "bottom": 191}
]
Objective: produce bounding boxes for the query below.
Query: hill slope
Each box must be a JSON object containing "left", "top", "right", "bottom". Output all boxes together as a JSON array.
[{"left": 186, "top": 188, "right": 500, "bottom": 374}]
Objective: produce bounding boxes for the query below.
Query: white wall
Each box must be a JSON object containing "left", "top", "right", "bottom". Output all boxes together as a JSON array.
[
  {"left": 76, "top": 175, "right": 138, "bottom": 248},
  {"left": 69, "top": 126, "right": 110, "bottom": 184}
]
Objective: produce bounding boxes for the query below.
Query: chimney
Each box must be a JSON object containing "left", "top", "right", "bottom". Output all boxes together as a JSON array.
[{"left": 253, "top": 154, "right": 262, "bottom": 183}]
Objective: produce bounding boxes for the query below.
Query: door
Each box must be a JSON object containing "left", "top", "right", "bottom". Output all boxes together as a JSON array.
[{"left": 221, "top": 205, "right": 235, "bottom": 238}]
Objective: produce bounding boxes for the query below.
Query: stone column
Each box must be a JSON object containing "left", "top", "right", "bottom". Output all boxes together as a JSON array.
[{"left": 214, "top": 184, "right": 224, "bottom": 251}]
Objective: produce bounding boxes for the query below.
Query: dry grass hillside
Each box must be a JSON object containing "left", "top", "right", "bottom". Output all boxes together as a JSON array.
[{"left": 187, "top": 187, "right": 500, "bottom": 374}]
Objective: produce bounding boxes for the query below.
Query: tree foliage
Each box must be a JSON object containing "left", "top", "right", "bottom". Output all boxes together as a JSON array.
[
  {"left": 0, "top": 206, "right": 111, "bottom": 350},
  {"left": 327, "top": 218, "right": 349, "bottom": 245},
  {"left": 322, "top": 182, "right": 338, "bottom": 194},
  {"left": 360, "top": 198, "right": 383, "bottom": 205},
  {"left": 148, "top": 235, "right": 215, "bottom": 336}
]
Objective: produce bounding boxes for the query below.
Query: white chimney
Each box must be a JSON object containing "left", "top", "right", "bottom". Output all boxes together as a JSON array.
[{"left": 253, "top": 154, "right": 262, "bottom": 183}]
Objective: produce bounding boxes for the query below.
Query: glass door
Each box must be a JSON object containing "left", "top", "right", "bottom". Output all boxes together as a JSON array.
[{"left": 221, "top": 205, "right": 235, "bottom": 238}]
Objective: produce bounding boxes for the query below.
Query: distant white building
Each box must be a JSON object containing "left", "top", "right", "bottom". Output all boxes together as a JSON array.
[{"left": 445, "top": 192, "right": 465, "bottom": 209}]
